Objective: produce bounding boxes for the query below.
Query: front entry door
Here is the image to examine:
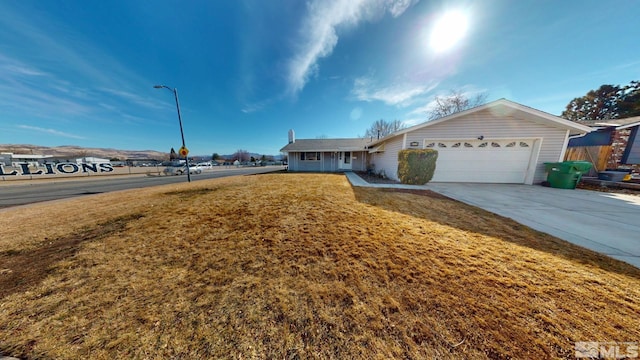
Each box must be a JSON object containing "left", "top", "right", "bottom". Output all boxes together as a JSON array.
[{"left": 339, "top": 151, "right": 352, "bottom": 170}]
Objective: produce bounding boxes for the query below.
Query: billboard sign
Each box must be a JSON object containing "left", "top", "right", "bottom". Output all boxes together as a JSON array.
[{"left": 0, "top": 162, "right": 114, "bottom": 176}]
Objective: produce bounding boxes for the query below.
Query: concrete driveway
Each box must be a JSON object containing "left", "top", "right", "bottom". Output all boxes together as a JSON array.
[{"left": 425, "top": 183, "right": 640, "bottom": 268}]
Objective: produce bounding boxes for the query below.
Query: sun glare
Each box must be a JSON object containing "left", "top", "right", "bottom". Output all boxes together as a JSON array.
[{"left": 430, "top": 10, "right": 469, "bottom": 53}]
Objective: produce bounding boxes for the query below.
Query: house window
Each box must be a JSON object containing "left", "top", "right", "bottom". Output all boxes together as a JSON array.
[{"left": 300, "top": 152, "right": 321, "bottom": 161}]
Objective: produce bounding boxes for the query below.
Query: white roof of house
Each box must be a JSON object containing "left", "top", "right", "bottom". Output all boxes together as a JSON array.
[
  {"left": 8, "top": 154, "right": 54, "bottom": 159},
  {"left": 280, "top": 138, "right": 374, "bottom": 152},
  {"left": 368, "top": 98, "right": 593, "bottom": 147},
  {"left": 583, "top": 116, "right": 640, "bottom": 130}
]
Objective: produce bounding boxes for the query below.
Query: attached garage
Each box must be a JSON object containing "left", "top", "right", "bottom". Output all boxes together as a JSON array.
[
  {"left": 368, "top": 99, "right": 592, "bottom": 185},
  {"left": 426, "top": 138, "right": 538, "bottom": 183}
]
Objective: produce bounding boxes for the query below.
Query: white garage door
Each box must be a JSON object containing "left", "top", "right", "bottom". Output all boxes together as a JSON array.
[{"left": 427, "top": 139, "right": 535, "bottom": 183}]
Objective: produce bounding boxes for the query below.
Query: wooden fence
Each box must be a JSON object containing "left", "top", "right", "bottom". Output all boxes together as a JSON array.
[{"left": 564, "top": 146, "right": 612, "bottom": 175}]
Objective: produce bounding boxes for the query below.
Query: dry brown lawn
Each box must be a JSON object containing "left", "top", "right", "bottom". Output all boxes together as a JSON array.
[{"left": 0, "top": 173, "right": 638, "bottom": 359}]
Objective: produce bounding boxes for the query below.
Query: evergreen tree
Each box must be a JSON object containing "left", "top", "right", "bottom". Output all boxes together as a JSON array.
[
  {"left": 561, "top": 84, "right": 622, "bottom": 121},
  {"left": 618, "top": 81, "right": 640, "bottom": 118},
  {"left": 561, "top": 80, "right": 640, "bottom": 121}
]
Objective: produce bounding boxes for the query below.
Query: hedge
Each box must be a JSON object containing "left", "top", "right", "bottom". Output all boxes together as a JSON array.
[{"left": 397, "top": 149, "right": 438, "bottom": 185}]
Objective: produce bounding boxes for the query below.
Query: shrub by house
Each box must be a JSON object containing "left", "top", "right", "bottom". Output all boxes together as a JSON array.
[{"left": 397, "top": 149, "right": 438, "bottom": 185}]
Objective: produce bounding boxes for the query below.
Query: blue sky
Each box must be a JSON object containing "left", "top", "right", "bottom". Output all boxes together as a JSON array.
[{"left": 1, "top": 1, "right": 639, "bottom": 157}]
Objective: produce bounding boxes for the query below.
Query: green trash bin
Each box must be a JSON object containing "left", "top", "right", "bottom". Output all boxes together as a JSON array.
[
  {"left": 562, "top": 161, "right": 593, "bottom": 173},
  {"left": 544, "top": 161, "right": 593, "bottom": 189}
]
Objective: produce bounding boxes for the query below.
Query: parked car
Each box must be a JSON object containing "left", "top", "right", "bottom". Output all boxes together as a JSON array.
[
  {"left": 163, "top": 165, "right": 183, "bottom": 176},
  {"left": 187, "top": 166, "right": 203, "bottom": 174},
  {"left": 163, "top": 165, "right": 202, "bottom": 175}
]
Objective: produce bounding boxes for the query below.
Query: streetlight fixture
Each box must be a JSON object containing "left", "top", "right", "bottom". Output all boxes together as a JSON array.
[{"left": 154, "top": 84, "right": 191, "bottom": 182}]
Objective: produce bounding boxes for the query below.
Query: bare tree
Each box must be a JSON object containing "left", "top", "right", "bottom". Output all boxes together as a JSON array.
[
  {"left": 428, "top": 90, "right": 488, "bottom": 120},
  {"left": 232, "top": 149, "right": 250, "bottom": 162},
  {"left": 72, "top": 150, "right": 89, "bottom": 160},
  {"left": 364, "top": 119, "right": 405, "bottom": 139}
]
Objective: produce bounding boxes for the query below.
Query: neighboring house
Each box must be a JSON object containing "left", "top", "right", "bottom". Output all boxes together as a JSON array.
[
  {"left": 367, "top": 99, "right": 592, "bottom": 184},
  {"left": 566, "top": 116, "right": 640, "bottom": 174},
  {"left": 0, "top": 153, "right": 12, "bottom": 166},
  {"left": 280, "top": 132, "right": 375, "bottom": 172}
]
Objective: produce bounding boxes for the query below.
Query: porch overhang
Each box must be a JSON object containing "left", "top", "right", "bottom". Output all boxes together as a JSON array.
[{"left": 368, "top": 144, "right": 385, "bottom": 153}]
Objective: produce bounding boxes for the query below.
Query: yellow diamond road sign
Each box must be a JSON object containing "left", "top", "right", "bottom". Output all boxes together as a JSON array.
[{"left": 179, "top": 146, "right": 189, "bottom": 157}]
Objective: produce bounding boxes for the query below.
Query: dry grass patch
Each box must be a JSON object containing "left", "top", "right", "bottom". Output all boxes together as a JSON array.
[
  {"left": 0, "top": 173, "right": 638, "bottom": 359},
  {"left": 0, "top": 214, "right": 144, "bottom": 300}
]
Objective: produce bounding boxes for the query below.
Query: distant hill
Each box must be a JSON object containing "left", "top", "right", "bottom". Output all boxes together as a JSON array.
[{"left": 0, "top": 144, "right": 168, "bottom": 160}]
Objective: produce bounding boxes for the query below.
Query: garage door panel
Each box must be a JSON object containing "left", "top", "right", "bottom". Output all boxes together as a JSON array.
[
  {"left": 428, "top": 139, "right": 534, "bottom": 184},
  {"left": 436, "top": 150, "right": 531, "bottom": 162}
]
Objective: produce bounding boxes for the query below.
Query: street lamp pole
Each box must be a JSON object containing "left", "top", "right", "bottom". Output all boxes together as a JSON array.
[{"left": 154, "top": 84, "right": 191, "bottom": 182}]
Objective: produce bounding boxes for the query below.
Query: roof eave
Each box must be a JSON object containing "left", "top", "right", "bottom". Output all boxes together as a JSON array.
[
  {"left": 281, "top": 148, "right": 367, "bottom": 152},
  {"left": 368, "top": 99, "right": 592, "bottom": 147},
  {"left": 618, "top": 121, "right": 640, "bottom": 130}
]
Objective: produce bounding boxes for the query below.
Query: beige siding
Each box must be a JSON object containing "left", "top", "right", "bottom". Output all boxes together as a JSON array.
[
  {"left": 374, "top": 109, "right": 569, "bottom": 183},
  {"left": 371, "top": 136, "right": 404, "bottom": 181}
]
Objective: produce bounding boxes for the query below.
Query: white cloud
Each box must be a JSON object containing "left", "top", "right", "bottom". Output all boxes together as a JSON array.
[
  {"left": 399, "top": 117, "right": 425, "bottom": 127},
  {"left": 387, "top": 0, "right": 417, "bottom": 17},
  {"left": 0, "top": 4, "right": 163, "bottom": 126},
  {"left": 17, "top": 125, "right": 86, "bottom": 139},
  {"left": 241, "top": 107, "right": 258, "bottom": 114},
  {"left": 352, "top": 76, "right": 438, "bottom": 107},
  {"left": 287, "top": 0, "right": 418, "bottom": 95},
  {"left": 99, "top": 88, "right": 168, "bottom": 111},
  {"left": 0, "top": 55, "right": 47, "bottom": 77},
  {"left": 408, "top": 98, "right": 439, "bottom": 116},
  {"left": 241, "top": 97, "right": 277, "bottom": 114},
  {"left": 0, "top": 74, "right": 93, "bottom": 118},
  {"left": 0, "top": 7, "right": 134, "bottom": 88}
]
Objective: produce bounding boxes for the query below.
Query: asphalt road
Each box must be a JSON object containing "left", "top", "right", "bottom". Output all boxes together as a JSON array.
[{"left": 0, "top": 166, "right": 284, "bottom": 208}]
